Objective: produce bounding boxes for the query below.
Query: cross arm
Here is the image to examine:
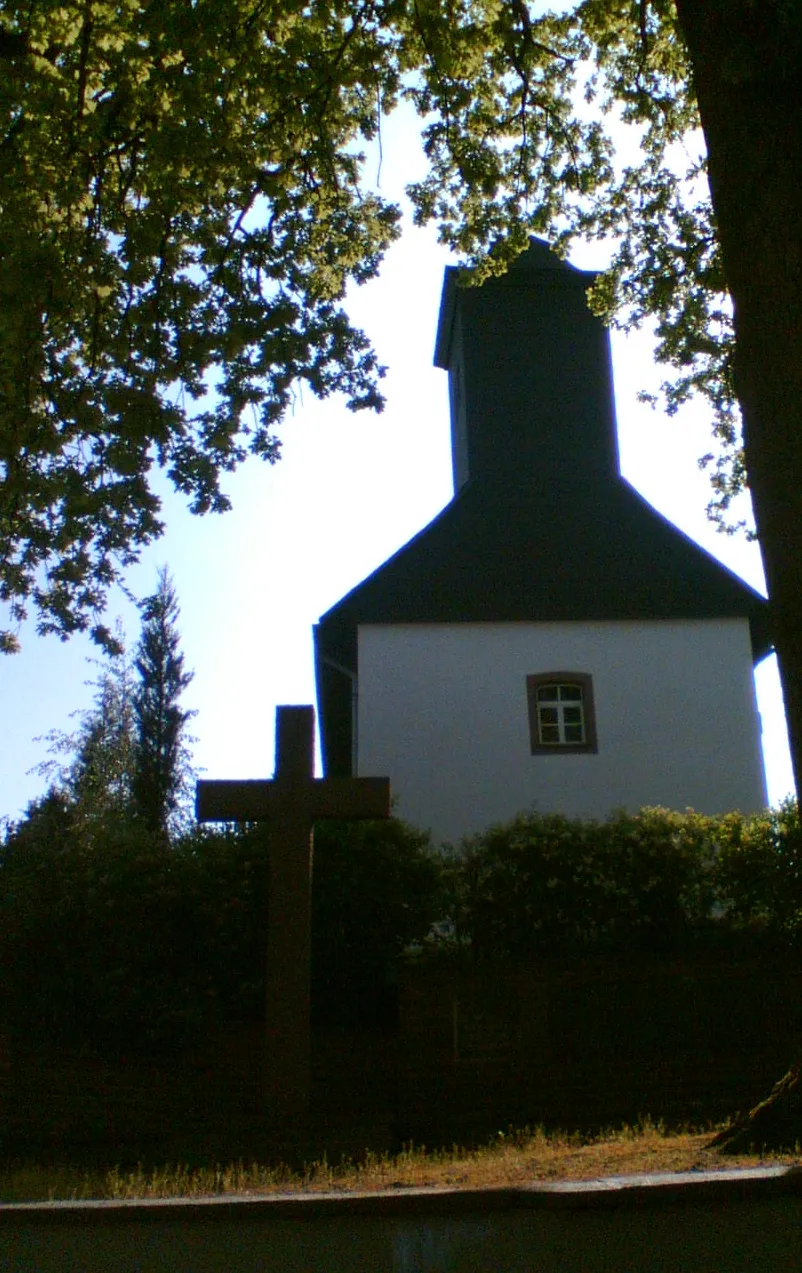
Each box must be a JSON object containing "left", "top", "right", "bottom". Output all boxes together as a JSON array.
[
  {"left": 195, "top": 777, "right": 390, "bottom": 823},
  {"left": 196, "top": 780, "right": 278, "bottom": 822}
]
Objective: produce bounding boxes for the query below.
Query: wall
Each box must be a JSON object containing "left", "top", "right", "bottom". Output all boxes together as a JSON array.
[
  {"left": 357, "top": 619, "right": 767, "bottom": 842},
  {"left": 397, "top": 958, "right": 801, "bottom": 1141},
  {"left": 0, "top": 1026, "right": 398, "bottom": 1162},
  {"left": 3, "top": 958, "right": 798, "bottom": 1163}
]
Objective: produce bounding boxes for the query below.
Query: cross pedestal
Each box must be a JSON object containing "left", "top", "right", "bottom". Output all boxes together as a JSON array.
[{"left": 195, "top": 705, "right": 390, "bottom": 1122}]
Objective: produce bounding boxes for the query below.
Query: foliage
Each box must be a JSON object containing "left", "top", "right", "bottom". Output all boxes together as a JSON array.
[
  {"left": 447, "top": 806, "right": 713, "bottom": 958},
  {"left": 442, "top": 803, "right": 802, "bottom": 960},
  {"left": 31, "top": 572, "right": 195, "bottom": 839},
  {"left": 34, "top": 637, "right": 140, "bottom": 841},
  {"left": 6, "top": 794, "right": 802, "bottom": 1056},
  {"left": 0, "top": 813, "right": 268, "bottom": 1051},
  {"left": 4, "top": 797, "right": 802, "bottom": 1054},
  {"left": 311, "top": 817, "right": 445, "bottom": 1024},
  {"left": 0, "top": 0, "right": 404, "bottom": 649},
  {"left": 2, "top": 0, "right": 772, "bottom": 648},
  {"left": 131, "top": 568, "right": 195, "bottom": 836},
  {"left": 714, "top": 800, "right": 802, "bottom": 941},
  {"left": 0, "top": 812, "right": 443, "bottom": 1050}
]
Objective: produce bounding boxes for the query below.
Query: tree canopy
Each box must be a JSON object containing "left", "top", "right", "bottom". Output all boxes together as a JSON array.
[
  {"left": 2, "top": 3, "right": 801, "bottom": 806},
  {"left": 0, "top": 0, "right": 723, "bottom": 648}
]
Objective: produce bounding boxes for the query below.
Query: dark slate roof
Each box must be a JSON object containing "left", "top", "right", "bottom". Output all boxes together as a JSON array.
[
  {"left": 317, "top": 475, "right": 770, "bottom": 667},
  {"left": 434, "top": 236, "right": 592, "bottom": 369}
]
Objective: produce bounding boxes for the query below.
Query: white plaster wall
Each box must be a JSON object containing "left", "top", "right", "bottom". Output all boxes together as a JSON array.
[{"left": 356, "top": 620, "right": 767, "bottom": 843}]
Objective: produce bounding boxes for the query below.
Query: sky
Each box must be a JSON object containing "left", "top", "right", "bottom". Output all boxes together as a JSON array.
[{"left": 0, "top": 107, "right": 794, "bottom": 826}]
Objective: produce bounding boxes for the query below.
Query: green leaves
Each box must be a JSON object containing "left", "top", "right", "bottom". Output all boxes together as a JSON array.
[
  {"left": 0, "top": 1, "right": 771, "bottom": 646},
  {"left": 28, "top": 571, "right": 195, "bottom": 839},
  {"left": 0, "top": 813, "right": 439, "bottom": 1051},
  {"left": 1, "top": 0, "right": 403, "bottom": 647},
  {"left": 447, "top": 804, "right": 802, "bottom": 960},
  {"left": 132, "top": 568, "right": 195, "bottom": 837}
]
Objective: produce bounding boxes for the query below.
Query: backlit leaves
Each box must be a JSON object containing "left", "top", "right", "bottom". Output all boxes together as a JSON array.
[{"left": 0, "top": 1, "right": 749, "bottom": 648}]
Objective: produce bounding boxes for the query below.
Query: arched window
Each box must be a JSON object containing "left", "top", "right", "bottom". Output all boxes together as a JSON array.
[{"left": 526, "top": 672, "right": 598, "bottom": 754}]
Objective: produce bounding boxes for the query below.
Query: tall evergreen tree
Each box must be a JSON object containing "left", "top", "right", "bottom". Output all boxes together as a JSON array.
[
  {"left": 131, "top": 570, "right": 194, "bottom": 837},
  {"left": 31, "top": 632, "right": 138, "bottom": 845},
  {"left": 70, "top": 648, "right": 137, "bottom": 832}
]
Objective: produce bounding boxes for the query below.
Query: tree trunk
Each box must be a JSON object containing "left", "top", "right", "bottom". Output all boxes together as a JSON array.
[
  {"left": 674, "top": 0, "right": 802, "bottom": 1147},
  {"left": 674, "top": 0, "right": 802, "bottom": 794},
  {"left": 707, "top": 1061, "right": 801, "bottom": 1152}
]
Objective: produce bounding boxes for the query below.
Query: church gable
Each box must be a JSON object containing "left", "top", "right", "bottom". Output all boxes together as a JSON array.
[{"left": 315, "top": 239, "right": 769, "bottom": 830}]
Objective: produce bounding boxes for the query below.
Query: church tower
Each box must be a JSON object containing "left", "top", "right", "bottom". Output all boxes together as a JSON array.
[
  {"left": 437, "top": 237, "right": 619, "bottom": 492},
  {"left": 315, "top": 240, "right": 769, "bottom": 842}
]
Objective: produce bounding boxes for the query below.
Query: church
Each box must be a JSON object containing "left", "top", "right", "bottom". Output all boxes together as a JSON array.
[{"left": 314, "top": 239, "right": 770, "bottom": 843}]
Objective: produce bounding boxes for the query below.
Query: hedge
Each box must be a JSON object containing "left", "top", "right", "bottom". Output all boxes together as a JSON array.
[
  {"left": 442, "top": 802, "right": 802, "bottom": 960},
  {"left": 3, "top": 800, "right": 802, "bottom": 1055}
]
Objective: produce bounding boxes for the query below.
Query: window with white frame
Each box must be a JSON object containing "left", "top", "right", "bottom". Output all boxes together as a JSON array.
[{"left": 526, "top": 672, "right": 597, "bottom": 754}]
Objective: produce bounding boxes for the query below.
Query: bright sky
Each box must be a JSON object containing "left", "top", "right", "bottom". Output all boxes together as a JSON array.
[{"left": 0, "top": 105, "right": 794, "bottom": 826}]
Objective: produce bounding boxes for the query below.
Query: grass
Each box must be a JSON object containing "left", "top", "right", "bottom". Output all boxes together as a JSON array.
[{"left": 1, "top": 1121, "right": 800, "bottom": 1204}]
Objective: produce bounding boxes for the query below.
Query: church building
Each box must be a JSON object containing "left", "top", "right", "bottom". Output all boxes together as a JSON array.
[{"left": 314, "top": 239, "right": 770, "bottom": 843}]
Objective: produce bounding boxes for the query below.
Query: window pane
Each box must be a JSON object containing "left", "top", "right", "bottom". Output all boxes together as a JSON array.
[
  {"left": 540, "top": 724, "right": 560, "bottom": 743},
  {"left": 539, "top": 707, "right": 558, "bottom": 724},
  {"left": 537, "top": 685, "right": 558, "bottom": 701},
  {"left": 559, "top": 685, "right": 582, "bottom": 701},
  {"left": 564, "top": 724, "right": 584, "bottom": 743},
  {"left": 563, "top": 706, "right": 582, "bottom": 725}
]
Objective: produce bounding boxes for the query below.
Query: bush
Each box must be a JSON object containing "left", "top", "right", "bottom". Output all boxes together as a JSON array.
[
  {"left": 312, "top": 817, "right": 445, "bottom": 1025},
  {"left": 0, "top": 809, "right": 444, "bottom": 1050},
  {"left": 713, "top": 799, "right": 802, "bottom": 942},
  {"left": 4, "top": 797, "right": 802, "bottom": 1056},
  {"left": 445, "top": 804, "right": 802, "bottom": 960},
  {"left": 0, "top": 807, "right": 270, "bottom": 1052}
]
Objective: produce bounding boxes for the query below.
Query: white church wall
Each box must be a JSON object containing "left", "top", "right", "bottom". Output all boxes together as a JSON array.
[{"left": 356, "top": 619, "right": 767, "bottom": 843}]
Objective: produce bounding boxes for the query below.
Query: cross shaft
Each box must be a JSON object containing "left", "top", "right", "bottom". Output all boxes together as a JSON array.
[{"left": 195, "top": 705, "right": 390, "bottom": 1121}]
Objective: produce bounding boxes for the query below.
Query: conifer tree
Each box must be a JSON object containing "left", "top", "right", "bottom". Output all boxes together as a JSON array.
[
  {"left": 69, "top": 648, "right": 137, "bottom": 831},
  {"left": 131, "top": 570, "right": 194, "bottom": 838},
  {"left": 31, "top": 631, "right": 137, "bottom": 845}
]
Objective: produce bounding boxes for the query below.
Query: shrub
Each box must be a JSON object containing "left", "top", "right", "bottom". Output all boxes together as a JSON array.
[
  {"left": 0, "top": 811, "right": 269, "bottom": 1053},
  {"left": 446, "top": 805, "right": 769, "bottom": 959},
  {"left": 0, "top": 811, "right": 444, "bottom": 1049},
  {"left": 713, "top": 799, "right": 802, "bottom": 944},
  {"left": 4, "top": 797, "right": 801, "bottom": 1055},
  {"left": 311, "top": 817, "right": 445, "bottom": 1025}
]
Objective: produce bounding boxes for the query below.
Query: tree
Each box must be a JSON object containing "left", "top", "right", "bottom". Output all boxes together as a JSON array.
[
  {"left": 32, "top": 573, "right": 194, "bottom": 840},
  {"left": 132, "top": 568, "right": 194, "bottom": 836},
  {"left": 0, "top": 8, "right": 799, "bottom": 793},
  {"left": 53, "top": 637, "right": 138, "bottom": 840}
]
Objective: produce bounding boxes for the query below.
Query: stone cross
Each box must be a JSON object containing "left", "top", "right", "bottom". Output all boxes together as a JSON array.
[{"left": 195, "top": 705, "right": 390, "bottom": 1121}]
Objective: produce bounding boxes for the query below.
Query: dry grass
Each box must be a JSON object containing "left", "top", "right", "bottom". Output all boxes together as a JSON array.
[{"left": 1, "top": 1121, "right": 800, "bottom": 1204}]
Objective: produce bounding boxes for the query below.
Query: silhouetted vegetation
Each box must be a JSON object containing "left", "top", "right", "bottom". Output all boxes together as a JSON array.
[
  {"left": 312, "top": 817, "right": 446, "bottom": 1027},
  {"left": 0, "top": 814, "right": 442, "bottom": 1051},
  {"left": 3, "top": 797, "right": 802, "bottom": 1059}
]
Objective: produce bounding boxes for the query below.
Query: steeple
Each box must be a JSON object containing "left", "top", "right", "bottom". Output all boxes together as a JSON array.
[
  {"left": 315, "top": 239, "right": 769, "bottom": 792},
  {"left": 434, "top": 238, "right": 620, "bottom": 492}
]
